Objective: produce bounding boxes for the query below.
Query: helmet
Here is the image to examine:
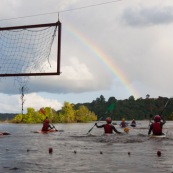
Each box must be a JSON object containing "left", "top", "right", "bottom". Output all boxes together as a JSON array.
[
  {"left": 154, "top": 115, "right": 161, "bottom": 122},
  {"left": 106, "top": 117, "right": 112, "bottom": 123}
]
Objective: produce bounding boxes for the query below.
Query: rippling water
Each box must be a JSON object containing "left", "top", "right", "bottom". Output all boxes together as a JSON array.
[{"left": 0, "top": 121, "right": 173, "bottom": 173}]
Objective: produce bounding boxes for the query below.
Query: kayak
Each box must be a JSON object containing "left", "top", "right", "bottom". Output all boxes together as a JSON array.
[
  {"left": 130, "top": 124, "right": 136, "bottom": 127},
  {"left": 0, "top": 132, "right": 11, "bottom": 135},
  {"left": 33, "top": 129, "right": 58, "bottom": 133},
  {"left": 33, "top": 129, "right": 64, "bottom": 133},
  {"left": 149, "top": 134, "right": 166, "bottom": 138}
]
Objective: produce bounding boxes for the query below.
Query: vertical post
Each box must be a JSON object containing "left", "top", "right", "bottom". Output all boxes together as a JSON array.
[
  {"left": 57, "top": 21, "right": 62, "bottom": 75},
  {"left": 21, "top": 86, "right": 24, "bottom": 115}
]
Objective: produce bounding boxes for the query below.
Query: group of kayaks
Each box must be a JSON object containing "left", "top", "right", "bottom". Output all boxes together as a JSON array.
[
  {"left": 0, "top": 130, "right": 166, "bottom": 138},
  {"left": 0, "top": 123, "right": 166, "bottom": 138},
  {"left": 113, "top": 122, "right": 136, "bottom": 127},
  {"left": 116, "top": 121, "right": 166, "bottom": 138}
]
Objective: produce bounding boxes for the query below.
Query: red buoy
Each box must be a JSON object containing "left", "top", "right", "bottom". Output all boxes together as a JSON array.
[
  {"left": 49, "top": 148, "right": 53, "bottom": 154},
  {"left": 157, "top": 151, "right": 161, "bottom": 157}
]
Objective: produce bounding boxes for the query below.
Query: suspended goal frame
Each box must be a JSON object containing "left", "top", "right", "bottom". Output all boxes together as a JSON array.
[{"left": 0, "top": 21, "right": 61, "bottom": 77}]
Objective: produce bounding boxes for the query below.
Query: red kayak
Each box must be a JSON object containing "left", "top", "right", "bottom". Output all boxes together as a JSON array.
[
  {"left": 33, "top": 129, "right": 64, "bottom": 134},
  {"left": 34, "top": 129, "right": 58, "bottom": 133}
]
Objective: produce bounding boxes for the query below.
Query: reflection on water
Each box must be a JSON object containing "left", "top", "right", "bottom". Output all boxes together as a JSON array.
[{"left": 0, "top": 121, "right": 173, "bottom": 173}]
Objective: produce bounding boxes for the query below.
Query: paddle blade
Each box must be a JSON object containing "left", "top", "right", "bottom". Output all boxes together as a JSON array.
[
  {"left": 87, "top": 126, "right": 94, "bottom": 134},
  {"left": 164, "top": 99, "right": 170, "bottom": 108},
  {"left": 107, "top": 103, "right": 115, "bottom": 111},
  {"left": 40, "top": 108, "right": 46, "bottom": 115}
]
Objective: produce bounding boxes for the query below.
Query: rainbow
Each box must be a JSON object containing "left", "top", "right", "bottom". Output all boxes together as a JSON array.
[{"left": 63, "top": 23, "right": 139, "bottom": 98}]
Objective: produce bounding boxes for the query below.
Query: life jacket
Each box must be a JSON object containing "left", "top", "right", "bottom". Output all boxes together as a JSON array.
[
  {"left": 152, "top": 122, "right": 162, "bottom": 135},
  {"left": 42, "top": 122, "right": 49, "bottom": 131},
  {"left": 121, "top": 121, "right": 126, "bottom": 127},
  {"left": 104, "top": 124, "right": 113, "bottom": 134}
]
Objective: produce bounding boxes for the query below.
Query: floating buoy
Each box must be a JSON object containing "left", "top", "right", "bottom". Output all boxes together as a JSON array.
[
  {"left": 124, "top": 127, "right": 129, "bottom": 133},
  {"left": 128, "top": 152, "right": 131, "bottom": 156},
  {"left": 157, "top": 150, "right": 161, "bottom": 157},
  {"left": 49, "top": 148, "right": 53, "bottom": 154},
  {"left": 100, "top": 151, "right": 103, "bottom": 154},
  {"left": 27, "top": 149, "right": 30, "bottom": 152}
]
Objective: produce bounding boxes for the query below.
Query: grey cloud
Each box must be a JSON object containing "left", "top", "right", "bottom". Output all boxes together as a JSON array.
[{"left": 121, "top": 6, "right": 173, "bottom": 26}]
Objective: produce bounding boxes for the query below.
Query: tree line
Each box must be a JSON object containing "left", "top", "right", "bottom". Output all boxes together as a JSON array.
[
  {"left": 11, "top": 102, "right": 97, "bottom": 123},
  {"left": 2, "top": 95, "right": 173, "bottom": 123},
  {"left": 74, "top": 95, "right": 173, "bottom": 121}
]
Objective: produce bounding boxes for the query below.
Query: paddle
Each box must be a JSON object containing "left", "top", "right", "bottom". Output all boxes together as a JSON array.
[
  {"left": 148, "top": 99, "right": 170, "bottom": 126},
  {"left": 50, "top": 123, "right": 58, "bottom": 131},
  {"left": 87, "top": 116, "right": 103, "bottom": 134},
  {"left": 148, "top": 114, "right": 153, "bottom": 127},
  {"left": 159, "top": 99, "right": 170, "bottom": 117}
]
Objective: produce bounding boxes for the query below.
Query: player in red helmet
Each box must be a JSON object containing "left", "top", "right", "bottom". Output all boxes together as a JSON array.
[
  {"left": 148, "top": 115, "right": 166, "bottom": 136},
  {"left": 130, "top": 119, "right": 136, "bottom": 127},
  {"left": 42, "top": 117, "right": 53, "bottom": 131},
  {"left": 120, "top": 118, "right": 128, "bottom": 128},
  {"left": 95, "top": 117, "right": 122, "bottom": 134}
]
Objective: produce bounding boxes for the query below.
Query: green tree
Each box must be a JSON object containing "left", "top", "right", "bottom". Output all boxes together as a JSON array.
[
  {"left": 59, "top": 102, "right": 75, "bottom": 123},
  {"left": 12, "top": 114, "right": 23, "bottom": 123},
  {"left": 75, "top": 105, "right": 97, "bottom": 122}
]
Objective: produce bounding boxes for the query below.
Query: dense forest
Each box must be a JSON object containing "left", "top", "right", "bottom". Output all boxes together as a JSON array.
[
  {"left": 1, "top": 95, "right": 173, "bottom": 123},
  {"left": 74, "top": 95, "right": 173, "bottom": 121}
]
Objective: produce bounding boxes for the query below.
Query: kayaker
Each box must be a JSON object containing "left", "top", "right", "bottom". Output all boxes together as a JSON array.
[
  {"left": 148, "top": 115, "right": 166, "bottom": 136},
  {"left": 95, "top": 117, "right": 122, "bottom": 134},
  {"left": 130, "top": 119, "right": 136, "bottom": 127},
  {"left": 42, "top": 117, "right": 53, "bottom": 131},
  {"left": 120, "top": 118, "right": 128, "bottom": 128}
]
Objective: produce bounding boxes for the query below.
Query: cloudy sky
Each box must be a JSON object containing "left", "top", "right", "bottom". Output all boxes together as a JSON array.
[{"left": 0, "top": 0, "right": 173, "bottom": 113}]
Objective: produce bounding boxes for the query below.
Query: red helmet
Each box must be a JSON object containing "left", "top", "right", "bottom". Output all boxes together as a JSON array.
[
  {"left": 154, "top": 115, "right": 161, "bottom": 122},
  {"left": 106, "top": 117, "right": 112, "bottom": 123}
]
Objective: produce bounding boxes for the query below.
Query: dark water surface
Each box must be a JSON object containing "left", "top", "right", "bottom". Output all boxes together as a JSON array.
[{"left": 0, "top": 121, "right": 173, "bottom": 173}]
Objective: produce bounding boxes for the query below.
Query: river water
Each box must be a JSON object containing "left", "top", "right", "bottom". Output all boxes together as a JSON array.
[{"left": 0, "top": 121, "right": 173, "bottom": 173}]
